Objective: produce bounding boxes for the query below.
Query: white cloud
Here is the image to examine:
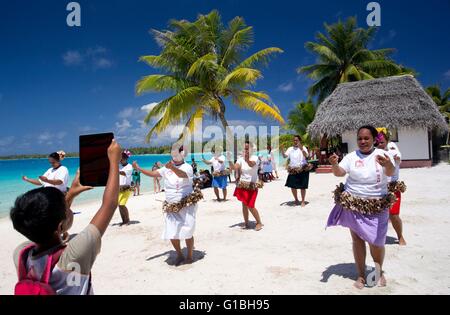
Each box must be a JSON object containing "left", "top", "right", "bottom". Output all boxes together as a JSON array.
[
  {"left": 379, "top": 29, "right": 397, "bottom": 45},
  {"left": 0, "top": 136, "right": 15, "bottom": 147},
  {"left": 62, "top": 50, "right": 83, "bottom": 66},
  {"left": 117, "top": 107, "right": 136, "bottom": 119},
  {"left": 37, "top": 131, "right": 66, "bottom": 145},
  {"left": 141, "top": 102, "right": 159, "bottom": 113},
  {"left": 115, "top": 119, "right": 132, "bottom": 133},
  {"left": 277, "top": 82, "right": 294, "bottom": 92},
  {"left": 38, "top": 132, "right": 52, "bottom": 143},
  {"left": 86, "top": 46, "right": 107, "bottom": 56},
  {"left": 93, "top": 57, "right": 113, "bottom": 69},
  {"left": 78, "top": 125, "right": 96, "bottom": 133},
  {"left": 62, "top": 46, "right": 113, "bottom": 70},
  {"left": 227, "top": 120, "right": 264, "bottom": 127},
  {"left": 56, "top": 131, "right": 67, "bottom": 140},
  {"left": 444, "top": 69, "right": 450, "bottom": 79}
]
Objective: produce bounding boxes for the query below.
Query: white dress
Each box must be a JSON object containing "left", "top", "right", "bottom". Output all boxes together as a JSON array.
[{"left": 157, "top": 163, "right": 197, "bottom": 240}]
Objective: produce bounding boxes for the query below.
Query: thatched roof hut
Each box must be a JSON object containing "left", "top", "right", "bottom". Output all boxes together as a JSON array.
[{"left": 308, "top": 75, "right": 448, "bottom": 139}]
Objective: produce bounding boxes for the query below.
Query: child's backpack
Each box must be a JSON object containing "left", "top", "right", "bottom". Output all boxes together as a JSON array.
[{"left": 15, "top": 244, "right": 66, "bottom": 295}]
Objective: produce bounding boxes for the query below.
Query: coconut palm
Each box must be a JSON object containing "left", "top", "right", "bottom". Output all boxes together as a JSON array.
[
  {"left": 425, "top": 85, "right": 450, "bottom": 121},
  {"left": 298, "top": 17, "right": 411, "bottom": 102},
  {"left": 285, "top": 98, "right": 318, "bottom": 146},
  {"left": 136, "top": 10, "right": 285, "bottom": 142}
]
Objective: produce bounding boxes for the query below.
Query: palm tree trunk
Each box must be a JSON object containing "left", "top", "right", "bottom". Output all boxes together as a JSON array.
[{"left": 217, "top": 97, "right": 236, "bottom": 160}]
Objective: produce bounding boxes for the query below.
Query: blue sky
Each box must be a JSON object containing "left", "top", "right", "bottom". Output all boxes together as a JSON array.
[{"left": 0, "top": 0, "right": 449, "bottom": 155}]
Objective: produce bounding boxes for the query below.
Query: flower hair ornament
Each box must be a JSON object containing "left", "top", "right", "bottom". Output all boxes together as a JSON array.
[
  {"left": 123, "top": 149, "right": 132, "bottom": 157},
  {"left": 57, "top": 150, "right": 66, "bottom": 161}
]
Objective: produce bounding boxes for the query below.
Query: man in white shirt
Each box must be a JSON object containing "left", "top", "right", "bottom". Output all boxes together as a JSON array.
[{"left": 118, "top": 152, "right": 133, "bottom": 226}]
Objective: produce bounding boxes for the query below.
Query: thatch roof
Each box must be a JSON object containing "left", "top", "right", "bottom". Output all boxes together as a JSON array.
[{"left": 307, "top": 75, "right": 449, "bottom": 139}]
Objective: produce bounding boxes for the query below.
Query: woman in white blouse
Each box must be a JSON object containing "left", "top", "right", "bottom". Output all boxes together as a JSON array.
[
  {"left": 22, "top": 152, "right": 69, "bottom": 193},
  {"left": 281, "top": 135, "right": 310, "bottom": 206},
  {"left": 327, "top": 125, "right": 395, "bottom": 289},
  {"left": 133, "top": 145, "right": 197, "bottom": 266}
]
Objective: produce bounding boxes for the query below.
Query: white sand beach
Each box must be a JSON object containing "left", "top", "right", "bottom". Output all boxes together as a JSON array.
[{"left": 1, "top": 164, "right": 449, "bottom": 295}]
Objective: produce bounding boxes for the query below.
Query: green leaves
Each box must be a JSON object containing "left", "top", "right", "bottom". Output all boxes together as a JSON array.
[
  {"left": 137, "top": 10, "right": 284, "bottom": 142},
  {"left": 231, "top": 90, "right": 285, "bottom": 124},
  {"left": 298, "top": 17, "right": 410, "bottom": 102},
  {"left": 285, "top": 99, "right": 318, "bottom": 147},
  {"left": 237, "top": 47, "right": 283, "bottom": 69},
  {"left": 219, "top": 68, "right": 262, "bottom": 90},
  {"left": 135, "top": 75, "right": 190, "bottom": 95},
  {"left": 426, "top": 85, "right": 450, "bottom": 121}
]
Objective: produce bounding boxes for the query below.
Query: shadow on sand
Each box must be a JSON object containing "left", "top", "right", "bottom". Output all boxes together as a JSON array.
[{"left": 146, "top": 249, "right": 206, "bottom": 267}]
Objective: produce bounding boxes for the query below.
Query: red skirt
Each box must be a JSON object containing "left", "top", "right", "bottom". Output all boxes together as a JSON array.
[
  {"left": 233, "top": 187, "right": 258, "bottom": 208},
  {"left": 390, "top": 191, "right": 401, "bottom": 215}
]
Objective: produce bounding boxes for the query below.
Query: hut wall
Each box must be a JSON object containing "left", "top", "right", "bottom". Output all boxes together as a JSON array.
[{"left": 397, "top": 128, "right": 430, "bottom": 160}]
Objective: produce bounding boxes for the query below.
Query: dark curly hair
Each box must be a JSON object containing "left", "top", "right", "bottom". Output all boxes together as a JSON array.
[
  {"left": 10, "top": 187, "right": 66, "bottom": 244},
  {"left": 357, "top": 125, "right": 378, "bottom": 140}
]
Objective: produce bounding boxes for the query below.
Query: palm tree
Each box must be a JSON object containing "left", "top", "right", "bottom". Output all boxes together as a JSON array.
[
  {"left": 136, "top": 10, "right": 285, "bottom": 142},
  {"left": 426, "top": 85, "right": 450, "bottom": 147},
  {"left": 425, "top": 85, "right": 450, "bottom": 121},
  {"left": 298, "top": 17, "right": 411, "bottom": 102},
  {"left": 285, "top": 98, "right": 318, "bottom": 146}
]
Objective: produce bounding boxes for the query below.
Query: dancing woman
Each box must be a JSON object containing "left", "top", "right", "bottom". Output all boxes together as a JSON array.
[
  {"left": 281, "top": 135, "right": 310, "bottom": 207},
  {"left": 376, "top": 131, "right": 407, "bottom": 245},
  {"left": 133, "top": 145, "right": 202, "bottom": 265},
  {"left": 22, "top": 152, "right": 69, "bottom": 193},
  {"left": 327, "top": 125, "right": 396, "bottom": 289},
  {"left": 228, "top": 141, "right": 263, "bottom": 231},
  {"left": 202, "top": 146, "right": 228, "bottom": 201}
]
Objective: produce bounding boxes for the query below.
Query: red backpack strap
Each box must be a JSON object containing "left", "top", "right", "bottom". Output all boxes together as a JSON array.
[
  {"left": 39, "top": 245, "right": 66, "bottom": 284},
  {"left": 17, "top": 244, "right": 37, "bottom": 281}
]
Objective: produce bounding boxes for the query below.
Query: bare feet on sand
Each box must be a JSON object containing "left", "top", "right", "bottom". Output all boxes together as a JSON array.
[
  {"left": 398, "top": 237, "right": 407, "bottom": 246},
  {"left": 184, "top": 257, "right": 193, "bottom": 264},
  {"left": 301, "top": 201, "right": 306, "bottom": 207},
  {"left": 354, "top": 277, "right": 365, "bottom": 290},
  {"left": 255, "top": 223, "right": 264, "bottom": 231},
  {"left": 378, "top": 274, "right": 387, "bottom": 287}
]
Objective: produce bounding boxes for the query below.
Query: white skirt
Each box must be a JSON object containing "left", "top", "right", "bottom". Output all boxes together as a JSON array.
[{"left": 162, "top": 204, "right": 197, "bottom": 240}]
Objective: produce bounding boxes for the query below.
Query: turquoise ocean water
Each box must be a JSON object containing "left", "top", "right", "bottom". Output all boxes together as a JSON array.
[{"left": 0, "top": 153, "right": 217, "bottom": 218}]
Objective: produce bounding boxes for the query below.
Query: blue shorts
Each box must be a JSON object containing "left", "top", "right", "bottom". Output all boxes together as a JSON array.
[{"left": 212, "top": 175, "right": 228, "bottom": 189}]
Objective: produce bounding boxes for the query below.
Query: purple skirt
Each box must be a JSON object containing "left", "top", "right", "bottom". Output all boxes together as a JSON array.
[{"left": 326, "top": 204, "right": 389, "bottom": 247}]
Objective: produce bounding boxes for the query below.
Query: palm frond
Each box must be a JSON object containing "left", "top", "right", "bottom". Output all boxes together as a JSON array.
[
  {"left": 135, "top": 75, "right": 190, "bottom": 95},
  {"left": 237, "top": 47, "right": 283, "bottom": 69},
  {"left": 186, "top": 53, "right": 218, "bottom": 78},
  {"left": 231, "top": 90, "right": 285, "bottom": 124},
  {"left": 219, "top": 68, "right": 262, "bottom": 90}
]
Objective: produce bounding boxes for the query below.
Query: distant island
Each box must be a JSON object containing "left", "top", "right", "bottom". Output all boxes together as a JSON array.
[{"left": 0, "top": 145, "right": 173, "bottom": 160}]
